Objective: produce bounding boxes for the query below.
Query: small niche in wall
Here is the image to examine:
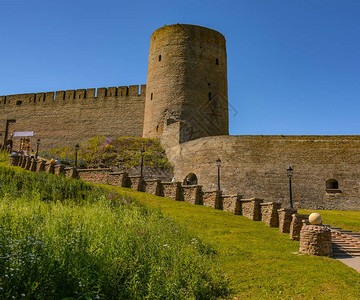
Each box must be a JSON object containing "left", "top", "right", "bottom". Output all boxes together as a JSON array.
[
  {"left": 216, "top": 58, "right": 219, "bottom": 65},
  {"left": 16, "top": 101, "right": 23, "bottom": 106},
  {"left": 159, "top": 55, "right": 162, "bottom": 61},
  {"left": 208, "top": 92, "right": 212, "bottom": 101},
  {"left": 325, "top": 179, "right": 341, "bottom": 194},
  {"left": 151, "top": 93, "right": 153, "bottom": 100}
]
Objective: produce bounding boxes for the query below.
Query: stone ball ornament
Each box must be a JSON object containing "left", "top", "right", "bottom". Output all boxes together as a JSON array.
[{"left": 309, "top": 213, "right": 322, "bottom": 225}]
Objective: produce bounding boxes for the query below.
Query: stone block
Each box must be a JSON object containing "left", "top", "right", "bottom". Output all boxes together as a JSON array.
[
  {"left": 24, "top": 157, "right": 32, "bottom": 170},
  {"left": 8, "top": 154, "right": 20, "bottom": 166},
  {"left": 143, "top": 179, "right": 162, "bottom": 196},
  {"left": 108, "top": 172, "right": 128, "bottom": 187},
  {"left": 29, "top": 159, "right": 37, "bottom": 172},
  {"left": 21, "top": 156, "right": 27, "bottom": 168},
  {"left": 45, "top": 162, "right": 55, "bottom": 174},
  {"left": 65, "top": 167, "right": 78, "bottom": 179},
  {"left": 54, "top": 164, "right": 66, "bottom": 176},
  {"left": 36, "top": 160, "right": 46, "bottom": 172},
  {"left": 161, "top": 182, "right": 181, "bottom": 201},
  {"left": 278, "top": 208, "right": 298, "bottom": 233},
  {"left": 240, "top": 198, "right": 263, "bottom": 221},
  {"left": 299, "top": 224, "right": 332, "bottom": 256},
  {"left": 127, "top": 176, "right": 144, "bottom": 191},
  {"left": 222, "top": 194, "right": 242, "bottom": 214},
  {"left": 290, "top": 213, "right": 309, "bottom": 241},
  {"left": 202, "top": 190, "right": 222, "bottom": 209},
  {"left": 260, "top": 202, "right": 282, "bottom": 227},
  {"left": 181, "top": 185, "right": 203, "bottom": 205}
]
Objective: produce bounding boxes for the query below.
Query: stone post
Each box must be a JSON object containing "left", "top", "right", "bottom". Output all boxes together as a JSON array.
[
  {"left": 21, "top": 156, "right": 27, "bottom": 168},
  {"left": 181, "top": 185, "right": 203, "bottom": 205},
  {"left": 299, "top": 224, "right": 332, "bottom": 256},
  {"left": 222, "top": 194, "right": 242, "bottom": 215},
  {"left": 54, "top": 164, "right": 66, "bottom": 176},
  {"left": 260, "top": 202, "right": 282, "bottom": 227},
  {"left": 161, "top": 182, "right": 181, "bottom": 201},
  {"left": 240, "top": 198, "right": 263, "bottom": 221},
  {"left": 202, "top": 190, "right": 222, "bottom": 209},
  {"left": 36, "top": 160, "right": 46, "bottom": 172},
  {"left": 8, "top": 154, "right": 20, "bottom": 166},
  {"left": 24, "top": 157, "right": 32, "bottom": 170},
  {"left": 127, "top": 176, "right": 144, "bottom": 191},
  {"left": 18, "top": 155, "right": 24, "bottom": 167},
  {"left": 278, "top": 208, "right": 298, "bottom": 233},
  {"left": 108, "top": 172, "right": 128, "bottom": 187},
  {"left": 65, "top": 167, "right": 78, "bottom": 179},
  {"left": 290, "top": 214, "right": 309, "bottom": 241},
  {"left": 45, "top": 162, "right": 55, "bottom": 174},
  {"left": 143, "top": 179, "right": 162, "bottom": 196},
  {"left": 76, "top": 168, "right": 111, "bottom": 184},
  {"left": 29, "top": 159, "right": 37, "bottom": 172}
]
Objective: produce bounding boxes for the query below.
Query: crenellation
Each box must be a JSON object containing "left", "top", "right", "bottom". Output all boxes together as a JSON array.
[
  {"left": 75, "top": 89, "right": 86, "bottom": 99},
  {"left": 65, "top": 90, "right": 75, "bottom": 100},
  {"left": 107, "top": 87, "right": 117, "bottom": 97},
  {"left": 45, "top": 92, "right": 55, "bottom": 101},
  {"left": 97, "top": 87, "right": 107, "bottom": 98},
  {"left": 140, "top": 85, "right": 146, "bottom": 95},
  {"left": 86, "top": 88, "right": 96, "bottom": 98},
  {"left": 0, "top": 96, "right": 6, "bottom": 104},
  {"left": 55, "top": 91, "right": 65, "bottom": 100},
  {"left": 118, "top": 86, "right": 128, "bottom": 96},
  {"left": 36, "top": 93, "right": 45, "bottom": 103},
  {"left": 129, "top": 85, "right": 140, "bottom": 96}
]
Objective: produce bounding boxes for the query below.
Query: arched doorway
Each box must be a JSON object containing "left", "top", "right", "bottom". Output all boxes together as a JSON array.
[{"left": 183, "top": 173, "right": 198, "bottom": 185}]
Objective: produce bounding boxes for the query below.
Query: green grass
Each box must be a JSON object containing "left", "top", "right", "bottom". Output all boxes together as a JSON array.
[
  {"left": 116, "top": 188, "right": 360, "bottom": 299},
  {"left": 0, "top": 164, "right": 229, "bottom": 299},
  {"left": 299, "top": 209, "right": 360, "bottom": 232}
]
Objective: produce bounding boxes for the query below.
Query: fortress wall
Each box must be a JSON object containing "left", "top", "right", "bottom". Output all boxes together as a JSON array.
[
  {"left": 0, "top": 85, "right": 146, "bottom": 149},
  {"left": 166, "top": 135, "right": 360, "bottom": 210}
]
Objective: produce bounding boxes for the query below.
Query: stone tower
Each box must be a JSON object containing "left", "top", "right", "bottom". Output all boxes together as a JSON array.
[{"left": 143, "top": 24, "right": 229, "bottom": 144}]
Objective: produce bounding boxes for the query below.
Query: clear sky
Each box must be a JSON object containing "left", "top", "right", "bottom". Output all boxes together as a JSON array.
[{"left": 1, "top": 0, "right": 359, "bottom": 135}]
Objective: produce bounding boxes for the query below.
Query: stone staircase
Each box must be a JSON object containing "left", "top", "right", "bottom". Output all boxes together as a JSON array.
[{"left": 324, "top": 225, "right": 360, "bottom": 257}]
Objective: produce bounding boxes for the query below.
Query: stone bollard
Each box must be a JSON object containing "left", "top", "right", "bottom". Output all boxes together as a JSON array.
[
  {"left": 161, "top": 182, "right": 181, "bottom": 201},
  {"left": 36, "top": 160, "right": 46, "bottom": 172},
  {"left": 202, "top": 190, "right": 222, "bottom": 209},
  {"left": 290, "top": 213, "right": 309, "bottom": 241},
  {"left": 278, "top": 208, "right": 298, "bottom": 233},
  {"left": 181, "top": 185, "right": 203, "bottom": 204},
  {"left": 143, "top": 179, "right": 162, "bottom": 196},
  {"left": 8, "top": 154, "right": 20, "bottom": 166},
  {"left": 240, "top": 198, "right": 263, "bottom": 221},
  {"left": 260, "top": 202, "right": 282, "bottom": 227},
  {"left": 29, "top": 159, "right": 37, "bottom": 172},
  {"left": 299, "top": 224, "right": 332, "bottom": 256},
  {"left": 222, "top": 194, "right": 242, "bottom": 214}
]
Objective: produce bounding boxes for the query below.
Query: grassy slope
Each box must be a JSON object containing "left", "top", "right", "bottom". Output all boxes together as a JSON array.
[
  {"left": 115, "top": 188, "right": 360, "bottom": 299},
  {"left": 2, "top": 156, "right": 360, "bottom": 299},
  {"left": 299, "top": 209, "right": 360, "bottom": 232}
]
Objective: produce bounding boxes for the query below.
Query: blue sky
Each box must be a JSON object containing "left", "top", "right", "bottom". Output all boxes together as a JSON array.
[{"left": 1, "top": 0, "right": 359, "bottom": 135}]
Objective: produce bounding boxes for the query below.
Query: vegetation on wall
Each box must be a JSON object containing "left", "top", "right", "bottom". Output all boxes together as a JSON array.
[
  {"left": 39, "top": 136, "right": 172, "bottom": 170},
  {"left": 0, "top": 165, "right": 229, "bottom": 299}
]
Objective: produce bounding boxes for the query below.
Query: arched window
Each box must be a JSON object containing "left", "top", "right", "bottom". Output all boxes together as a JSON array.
[
  {"left": 326, "top": 179, "right": 339, "bottom": 190},
  {"left": 183, "top": 173, "right": 198, "bottom": 185}
]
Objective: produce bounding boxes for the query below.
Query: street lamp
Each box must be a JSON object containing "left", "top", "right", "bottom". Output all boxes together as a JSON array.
[
  {"left": 74, "top": 143, "right": 80, "bottom": 168},
  {"left": 140, "top": 148, "right": 145, "bottom": 177},
  {"left": 216, "top": 158, "right": 221, "bottom": 191},
  {"left": 287, "top": 166, "right": 294, "bottom": 209},
  {"left": 35, "top": 138, "right": 40, "bottom": 159}
]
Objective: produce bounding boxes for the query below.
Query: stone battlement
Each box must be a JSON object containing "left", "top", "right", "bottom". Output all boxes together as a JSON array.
[{"left": 0, "top": 85, "right": 146, "bottom": 107}]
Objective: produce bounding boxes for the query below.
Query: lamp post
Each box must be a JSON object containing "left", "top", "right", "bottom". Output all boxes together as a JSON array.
[
  {"left": 74, "top": 143, "right": 80, "bottom": 168},
  {"left": 216, "top": 158, "right": 221, "bottom": 191},
  {"left": 140, "top": 148, "right": 145, "bottom": 177},
  {"left": 35, "top": 138, "right": 40, "bottom": 159},
  {"left": 287, "top": 166, "right": 293, "bottom": 209}
]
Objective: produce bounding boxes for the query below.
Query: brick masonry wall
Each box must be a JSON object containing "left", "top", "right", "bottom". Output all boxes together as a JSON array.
[
  {"left": 143, "top": 179, "right": 162, "bottom": 196},
  {"left": 0, "top": 85, "right": 145, "bottom": 149},
  {"left": 127, "top": 176, "right": 144, "bottom": 191},
  {"left": 290, "top": 214, "right": 309, "bottom": 241},
  {"left": 278, "top": 208, "right": 298, "bottom": 233},
  {"left": 166, "top": 135, "right": 360, "bottom": 210},
  {"left": 161, "top": 182, "right": 181, "bottom": 201},
  {"left": 108, "top": 172, "right": 128, "bottom": 187},
  {"left": 241, "top": 199, "right": 263, "bottom": 221}
]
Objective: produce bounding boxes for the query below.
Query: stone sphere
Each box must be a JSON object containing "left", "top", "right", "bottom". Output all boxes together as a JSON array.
[{"left": 309, "top": 213, "right": 322, "bottom": 225}]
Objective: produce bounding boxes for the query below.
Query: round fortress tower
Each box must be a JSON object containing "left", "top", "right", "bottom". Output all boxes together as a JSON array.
[{"left": 143, "top": 24, "right": 229, "bottom": 143}]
